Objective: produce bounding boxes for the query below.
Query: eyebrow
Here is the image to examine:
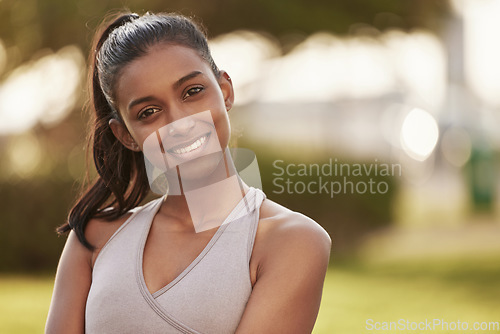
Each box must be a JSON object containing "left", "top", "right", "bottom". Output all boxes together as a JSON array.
[
  {"left": 173, "top": 70, "right": 203, "bottom": 90},
  {"left": 127, "top": 70, "right": 204, "bottom": 111}
]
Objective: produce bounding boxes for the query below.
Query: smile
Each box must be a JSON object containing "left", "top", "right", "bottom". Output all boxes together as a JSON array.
[{"left": 167, "top": 133, "right": 210, "bottom": 155}]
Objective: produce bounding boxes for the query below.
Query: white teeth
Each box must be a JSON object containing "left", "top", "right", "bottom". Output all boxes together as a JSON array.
[{"left": 172, "top": 135, "right": 207, "bottom": 155}]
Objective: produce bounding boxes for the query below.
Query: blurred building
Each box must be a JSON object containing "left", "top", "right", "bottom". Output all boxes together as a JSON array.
[{"left": 209, "top": 0, "right": 500, "bottom": 229}]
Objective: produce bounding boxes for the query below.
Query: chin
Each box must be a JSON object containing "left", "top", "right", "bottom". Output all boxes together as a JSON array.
[{"left": 175, "top": 150, "right": 226, "bottom": 185}]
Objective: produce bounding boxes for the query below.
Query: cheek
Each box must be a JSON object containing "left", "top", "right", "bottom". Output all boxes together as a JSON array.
[
  {"left": 142, "top": 130, "right": 169, "bottom": 171},
  {"left": 212, "top": 110, "right": 231, "bottom": 146},
  {"left": 131, "top": 128, "right": 155, "bottom": 151}
]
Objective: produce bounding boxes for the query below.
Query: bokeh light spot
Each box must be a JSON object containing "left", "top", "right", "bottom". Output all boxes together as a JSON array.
[{"left": 400, "top": 108, "right": 439, "bottom": 161}]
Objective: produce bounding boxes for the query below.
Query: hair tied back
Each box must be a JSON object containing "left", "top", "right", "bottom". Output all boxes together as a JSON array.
[{"left": 95, "top": 13, "right": 140, "bottom": 53}]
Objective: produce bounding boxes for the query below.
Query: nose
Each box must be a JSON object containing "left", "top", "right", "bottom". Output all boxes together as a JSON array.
[{"left": 167, "top": 115, "right": 196, "bottom": 136}]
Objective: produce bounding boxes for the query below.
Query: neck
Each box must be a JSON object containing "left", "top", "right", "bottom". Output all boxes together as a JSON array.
[{"left": 159, "top": 149, "right": 250, "bottom": 232}]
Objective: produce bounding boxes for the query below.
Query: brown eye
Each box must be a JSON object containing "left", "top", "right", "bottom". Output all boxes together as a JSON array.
[
  {"left": 138, "top": 107, "right": 160, "bottom": 120},
  {"left": 183, "top": 86, "right": 204, "bottom": 99}
]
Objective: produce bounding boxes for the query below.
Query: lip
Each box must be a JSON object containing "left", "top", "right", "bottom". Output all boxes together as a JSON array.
[{"left": 166, "top": 132, "right": 211, "bottom": 157}]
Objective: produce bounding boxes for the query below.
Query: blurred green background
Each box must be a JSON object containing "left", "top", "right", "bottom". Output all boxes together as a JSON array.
[{"left": 0, "top": 0, "right": 499, "bottom": 333}]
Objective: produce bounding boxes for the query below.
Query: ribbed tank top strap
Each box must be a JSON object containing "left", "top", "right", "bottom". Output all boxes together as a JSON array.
[
  {"left": 91, "top": 197, "right": 164, "bottom": 272},
  {"left": 247, "top": 187, "right": 266, "bottom": 261}
]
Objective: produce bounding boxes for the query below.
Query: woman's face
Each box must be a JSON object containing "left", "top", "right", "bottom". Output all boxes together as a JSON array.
[{"left": 112, "top": 43, "right": 233, "bottom": 181}]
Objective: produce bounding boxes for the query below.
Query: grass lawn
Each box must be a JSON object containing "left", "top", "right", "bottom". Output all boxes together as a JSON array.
[
  {"left": 0, "top": 274, "right": 54, "bottom": 334},
  {"left": 315, "top": 255, "right": 500, "bottom": 333},
  {"left": 1, "top": 255, "right": 499, "bottom": 333}
]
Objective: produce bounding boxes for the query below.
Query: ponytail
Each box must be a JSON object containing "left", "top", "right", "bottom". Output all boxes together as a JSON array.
[{"left": 56, "top": 13, "right": 150, "bottom": 250}]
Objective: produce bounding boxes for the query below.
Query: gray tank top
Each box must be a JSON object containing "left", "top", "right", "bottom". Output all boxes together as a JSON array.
[{"left": 85, "top": 187, "right": 265, "bottom": 334}]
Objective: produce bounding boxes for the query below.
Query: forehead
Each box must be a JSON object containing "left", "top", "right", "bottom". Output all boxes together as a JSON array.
[{"left": 115, "top": 44, "right": 213, "bottom": 105}]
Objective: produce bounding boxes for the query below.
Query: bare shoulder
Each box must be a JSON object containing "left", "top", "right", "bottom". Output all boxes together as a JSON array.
[
  {"left": 258, "top": 198, "right": 331, "bottom": 247},
  {"left": 240, "top": 197, "right": 332, "bottom": 332},
  {"left": 85, "top": 211, "right": 134, "bottom": 267},
  {"left": 253, "top": 197, "right": 332, "bottom": 268}
]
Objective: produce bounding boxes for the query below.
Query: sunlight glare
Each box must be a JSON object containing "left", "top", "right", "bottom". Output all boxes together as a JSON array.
[
  {"left": 463, "top": 0, "right": 500, "bottom": 106},
  {"left": 400, "top": 108, "right": 439, "bottom": 161},
  {"left": 210, "top": 31, "right": 279, "bottom": 105},
  {"left": 0, "top": 45, "right": 83, "bottom": 134},
  {"left": 383, "top": 30, "right": 446, "bottom": 110}
]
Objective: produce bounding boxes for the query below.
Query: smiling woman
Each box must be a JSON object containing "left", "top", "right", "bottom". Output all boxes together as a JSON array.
[{"left": 45, "top": 12, "right": 331, "bottom": 334}]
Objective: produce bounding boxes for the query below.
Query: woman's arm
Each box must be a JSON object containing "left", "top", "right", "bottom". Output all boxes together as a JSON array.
[
  {"left": 236, "top": 213, "right": 332, "bottom": 334},
  {"left": 45, "top": 230, "right": 92, "bottom": 334}
]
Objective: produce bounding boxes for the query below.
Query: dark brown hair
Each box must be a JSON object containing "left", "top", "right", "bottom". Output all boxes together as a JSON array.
[{"left": 57, "top": 12, "right": 220, "bottom": 249}]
